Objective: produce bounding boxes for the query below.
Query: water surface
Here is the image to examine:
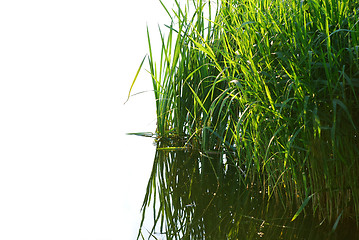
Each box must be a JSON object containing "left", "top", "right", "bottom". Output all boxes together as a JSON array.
[{"left": 138, "top": 146, "right": 359, "bottom": 239}]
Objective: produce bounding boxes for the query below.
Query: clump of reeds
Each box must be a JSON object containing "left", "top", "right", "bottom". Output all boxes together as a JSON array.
[{"left": 133, "top": 0, "right": 359, "bottom": 234}]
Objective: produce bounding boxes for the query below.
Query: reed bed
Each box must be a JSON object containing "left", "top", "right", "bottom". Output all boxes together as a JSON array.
[{"left": 133, "top": 0, "right": 359, "bottom": 236}]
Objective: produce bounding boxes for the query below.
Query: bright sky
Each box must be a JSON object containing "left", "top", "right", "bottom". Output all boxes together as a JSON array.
[{"left": 0, "top": 0, "right": 173, "bottom": 239}]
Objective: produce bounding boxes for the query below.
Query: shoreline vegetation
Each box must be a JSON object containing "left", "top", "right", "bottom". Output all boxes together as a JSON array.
[{"left": 130, "top": 0, "right": 359, "bottom": 238}]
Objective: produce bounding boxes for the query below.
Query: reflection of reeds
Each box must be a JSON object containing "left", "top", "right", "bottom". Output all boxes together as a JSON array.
[
  {"left": 132, "top": 0, "right": 359, "bottom": 237},
  {"left": 138, "top": 147, "right": 358, "bottom": 239}
]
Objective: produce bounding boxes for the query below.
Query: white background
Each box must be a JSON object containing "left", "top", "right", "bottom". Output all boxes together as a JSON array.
[{"left": 0, "top": 0, "right": 173, "bottom": 239}]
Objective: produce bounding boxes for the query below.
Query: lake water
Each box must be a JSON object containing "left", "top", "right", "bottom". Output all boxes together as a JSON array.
[
  {"left": 0, "top": 0, "right": 172, "bottom": 239},
  {"left": 138, "top": 147, "right": 359, "bottom": 239},
  {"left": 1, "top": 1, "right": 358, "bottom": 239}
]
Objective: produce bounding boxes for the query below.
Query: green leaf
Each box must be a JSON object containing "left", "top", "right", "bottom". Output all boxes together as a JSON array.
[
  {"left": 291, "top": 194, "right": 314, "bottom": 221},
  {"left": 125, "top": 55, "right": 147, "bottom": 104},
  {"left": 331, "top": 211, "right": 343, "bottom": 233},
  {"left": 186, "top": 83, "right": 208, "bottom": 115}
]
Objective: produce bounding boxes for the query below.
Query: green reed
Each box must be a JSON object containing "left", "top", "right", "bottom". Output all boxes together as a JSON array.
[{"left": 132, "top": 0, "right": 359, "bottom": 235}]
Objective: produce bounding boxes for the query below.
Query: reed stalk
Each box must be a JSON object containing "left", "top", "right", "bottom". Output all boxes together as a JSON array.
[{"left": 133, "top": 0, "right": 359, "bottom": 237}]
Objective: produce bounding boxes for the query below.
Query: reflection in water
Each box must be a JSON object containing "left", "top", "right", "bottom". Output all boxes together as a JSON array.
[{"left": 138, "top": 142, "right": 358, "bottom": 239}]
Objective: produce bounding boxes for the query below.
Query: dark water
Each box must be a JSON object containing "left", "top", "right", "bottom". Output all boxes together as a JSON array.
[{"left": 138, "top": 143, "right": 359, "bottom": 239}]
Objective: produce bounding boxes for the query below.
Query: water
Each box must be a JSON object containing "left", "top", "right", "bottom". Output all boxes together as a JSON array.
[
  {"left": 2, "top": 1, "right": 357, "bottom": 239},
  {"left": 138, "top": 146, "right": 359, "bottom": 239},
  {"left": 0, "top": 1, "right": 171, "bottom": 239}
]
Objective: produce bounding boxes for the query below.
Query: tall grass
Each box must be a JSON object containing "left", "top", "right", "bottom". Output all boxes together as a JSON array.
[{"left": 133, "top": 0, "right": 359, "bottom": 234}]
